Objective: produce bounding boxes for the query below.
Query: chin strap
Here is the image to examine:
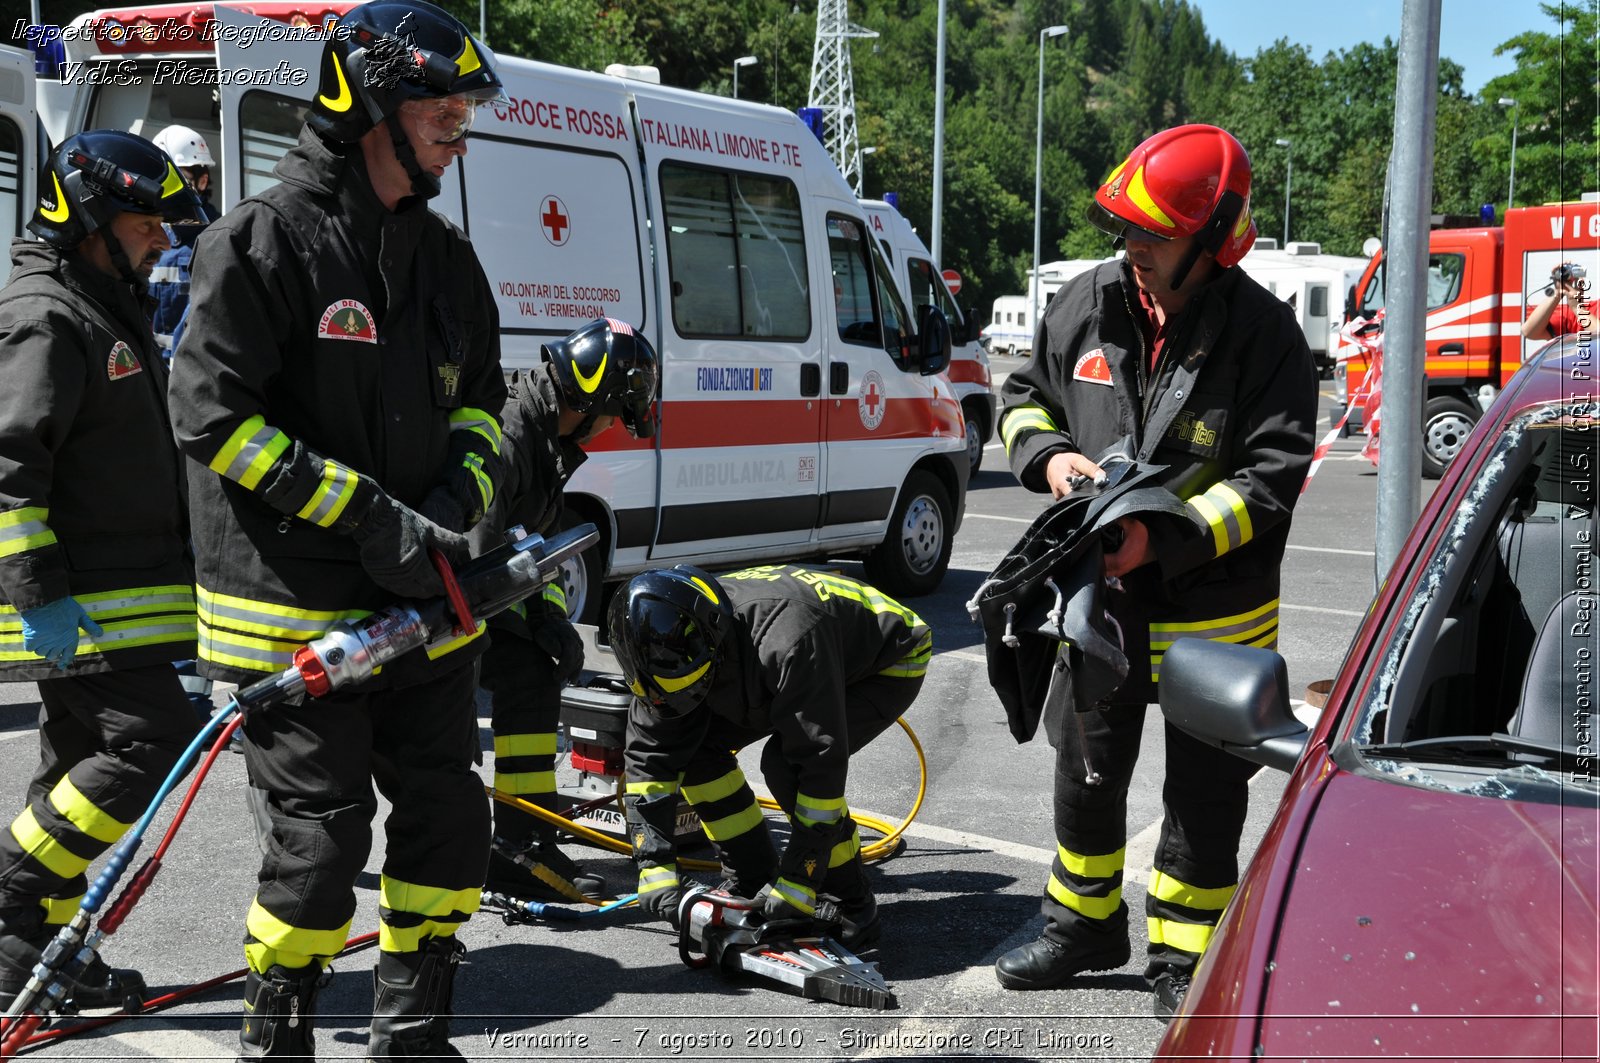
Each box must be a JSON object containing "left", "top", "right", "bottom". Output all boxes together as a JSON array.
[
  {"left": 97, "top": 226, "right": 147, "bottom": 293},
  {"left": 383, "top": 113, "right": 441, "bottom": 201}
]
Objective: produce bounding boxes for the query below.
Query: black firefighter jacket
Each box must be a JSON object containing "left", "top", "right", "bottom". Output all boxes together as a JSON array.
[
  {"left": 998, "top": 259, "right": 1317, "bottom": 701},
  {"left": 466, "top": 363, "right": 587, "bottom": 637},
  {"left": 169, "top": 128, "right": 506, "bottom": 688},
  {"left": 624, "top": 564, "right": 931, "bottom": 878},
  {"left": 0, "top": 241, "right": 196, "bottom": 681}
]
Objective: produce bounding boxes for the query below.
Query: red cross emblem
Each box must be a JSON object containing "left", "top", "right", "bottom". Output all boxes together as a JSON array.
[
  {"left": 858, "top": 369, "right": 886, "bottom": 430},
  {"left": 863, "top": 381, "right": 882, "bottom": 415},
  {"left": 540, "top": 196, "right": 570, "bottom": 246}
]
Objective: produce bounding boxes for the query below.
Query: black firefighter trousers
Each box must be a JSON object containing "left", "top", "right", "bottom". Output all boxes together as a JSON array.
[
  {"left": 1042, "top": 701, "right": 1256, "bottom": 984},
  {"left": 240, "top": 664, "right": 488, "bottom": 973},
  {"left": 0, "top": 665, "right": 197, "bottom": 923},
  {"left": 477, "top": 632, "right": 559, "bottom": 847}
]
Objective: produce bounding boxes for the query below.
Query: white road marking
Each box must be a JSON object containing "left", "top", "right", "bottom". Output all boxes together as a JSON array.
[
  {"left": 961, "top": 511, "right": 1032, "bottom": 524},
  {"left": 0, "top": 728, "right": 33, "bottom": 743},
  {"left": 107, "top": 1025, "right": 229, "bottom": 1060},
  {"left": 1287, "top": 543, "right": 1375, "bottom": 556},
  {"left": 1282, "top": 602, "right": 1366, "bottom": 618}
]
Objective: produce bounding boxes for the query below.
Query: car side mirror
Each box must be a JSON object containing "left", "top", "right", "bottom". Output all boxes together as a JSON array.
[
  {"left": 1157, "top": 640, "right": 1310, "bottom": 772},
  {"left": 916, "top": 304, "right": 950, "bottom": 376}
]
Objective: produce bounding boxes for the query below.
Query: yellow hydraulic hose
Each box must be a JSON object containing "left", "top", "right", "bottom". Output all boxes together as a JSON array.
[{"left": 484, "top": 715, "right": 929, "bottom": 882}]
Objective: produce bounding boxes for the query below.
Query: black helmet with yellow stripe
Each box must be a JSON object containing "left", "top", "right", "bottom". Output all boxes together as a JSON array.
[
  {"left": 543, "top": 318, "right": 660, "bottom": 439},
  {"left": 310, "top": 1, "right": 503, "bottom": 140},
  {"left": 29, "top": 129, "right": 205, "bottom": 251},
  {"left": 607, "top": 566, "right": 735, "bottom": 717}
]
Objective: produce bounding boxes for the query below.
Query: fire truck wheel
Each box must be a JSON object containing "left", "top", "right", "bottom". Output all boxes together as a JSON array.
[
  {"left": 1421, "top": 396, "right": 1478, "bottom": 479},
  {"left": 865, "top": 469, "right": 953, "bottom": 597},
  {"left": 557, "top": 511, "right": 604, "bottom": 625}
]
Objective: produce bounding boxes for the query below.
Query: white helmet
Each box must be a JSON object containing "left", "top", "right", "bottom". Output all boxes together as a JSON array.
[{"left": 152, "top": 124, "right": 214, "bottom": 168}]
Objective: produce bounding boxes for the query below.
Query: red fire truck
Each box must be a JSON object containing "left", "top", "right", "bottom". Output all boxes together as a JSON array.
[{"left": 1337, "top": 199, "right": 1600, "bottom": 476}]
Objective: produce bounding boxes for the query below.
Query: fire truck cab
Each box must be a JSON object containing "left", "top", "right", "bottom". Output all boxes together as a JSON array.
[
  {"left": 30, "top": 3, "right": 970, "bottom": 621},
  {"left": 1339, "top": 200, "right": 1600, "bottom": 477}
]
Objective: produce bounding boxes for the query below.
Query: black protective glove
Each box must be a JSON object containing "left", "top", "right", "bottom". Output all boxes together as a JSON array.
[
  {"left": 529, "top": 605, "right": 584, "bottom": 686},
  {"left": 637, "top": 884, "right": 684, "bottom": 927},
  {"left": 349, "top": 491, "right": 469, "bottom": 600},
  {"left": 416, "top": 485, "right": 468, "bottom": 534}
]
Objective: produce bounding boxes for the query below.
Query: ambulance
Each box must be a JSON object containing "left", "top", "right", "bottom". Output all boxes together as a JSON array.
[
  {"left": 27, "top": 3, "right": 969, "bottom": 621},
  {"left": 0, "top": 44, "right": 37, "bottom": 250},
  {"left": 860, "top": 197, "right": 995, "bottom": 474},
  {"left": 1337, "top": 199, "right": 1600, "bottom": 477}
]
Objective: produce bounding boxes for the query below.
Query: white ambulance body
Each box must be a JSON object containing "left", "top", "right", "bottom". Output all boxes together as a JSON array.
[
  {"left": 0, "top": 44, "right": 37, "bottom": 250},
  {"left": 33, "top": 3, "right": 968, "bottom": 621},
  {"left": 859, "top": 197, "right": 995, "bottom": 474}
]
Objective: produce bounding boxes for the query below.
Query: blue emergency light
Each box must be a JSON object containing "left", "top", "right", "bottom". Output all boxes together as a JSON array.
[
  {"left": 24, "top": 24, "right": 66, "bottom": 80},
  {"left": 796, "top": 107, "right": 824, "bottom": 145},
  {"left": 884, "top": 192, "right": 899, "bottom": 209}
]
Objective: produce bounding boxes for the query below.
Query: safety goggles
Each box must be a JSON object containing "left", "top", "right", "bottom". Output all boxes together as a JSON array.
[{"left": 401, "top": 97, "right": 482, "bottom": 145}]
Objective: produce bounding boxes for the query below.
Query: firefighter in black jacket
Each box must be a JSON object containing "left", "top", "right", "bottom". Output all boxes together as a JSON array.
[
  {"left": 0, "top": 131, "right": 206, "bottom": 1012},
  {"left": 167, "top": 3, "right": 507, "bottom": 1057},
  {"left": 469, "top": 317, "right": 658, "bottom": 902},
  {"left": 991, "top": 125, "right": 1316, "bottom": 1019},
  {"left": 608, "top": 565, "right": 931, "bottom": 947}
]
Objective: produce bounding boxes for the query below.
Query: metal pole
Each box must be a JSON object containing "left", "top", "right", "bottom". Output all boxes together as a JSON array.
[
  {"left": 733, "top": 65, "right": 740, "bottom": 99},
  {"left": 1508, "top": 115, "right": 1518, "bottom": 210},
  {"left": 479, "top": 0, "right": 486, "bottom": 45},
  {"left": 1283, "top": 148, "right": 1292, "bottom": 245},
  {"left": 1375, "top": 0, "right": 1442, "bottom": 578},
  {"left": 931, "top": 0, "right": 947, "bottom": 265},
  {"left": 1031, "top": 26, "right": 1067, "bottom": 341}
]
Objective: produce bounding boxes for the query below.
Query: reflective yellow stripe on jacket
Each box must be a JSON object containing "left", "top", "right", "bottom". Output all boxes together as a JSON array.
[
  {"left": 999, "top": 404, "right": 1060, "bottom": 456},
  {"left": 0, "top": 507, "right": 56, "bottom": 558},
  {"left": 0, "top": 584, "right": 196, "bottom": 662},
  {"left": 1149, "top": 599, "right": 1278, "bottom": 682}
]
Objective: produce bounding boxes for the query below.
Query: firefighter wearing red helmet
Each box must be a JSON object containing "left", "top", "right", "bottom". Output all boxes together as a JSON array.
[
  {"left": 167, "top": 2, "right": 508, "bottom": 1056},
  {"left": 993, "top": 124, "right": 1317, "bottom": 1019},
  {"left": 469, "top": 318, "right": 658, "bottom": 905}
]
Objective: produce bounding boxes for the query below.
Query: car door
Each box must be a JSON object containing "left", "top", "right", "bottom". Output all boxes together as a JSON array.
[{"left": 0, "top": 44, "right": 37, "bottom": 247}]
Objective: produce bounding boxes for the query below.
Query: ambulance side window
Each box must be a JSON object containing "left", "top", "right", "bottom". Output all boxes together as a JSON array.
[
  {"left": 239, "top": 92, "right": 311, "bottom": 200},
  {"left": 908, "top": 256, "right": 960, "bottom": 321},
  {"left": 0, "top": 117, "right": 21, "bottom": 246},
  {"left": 660, "top": 162, "right": 809, "bottom": 340},
  {"left": 871, "top": 237, "right": 912, "bottom": 363}
]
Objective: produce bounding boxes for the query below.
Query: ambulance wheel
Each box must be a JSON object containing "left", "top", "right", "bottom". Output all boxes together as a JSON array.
[
  {"left": 865, "top": 470, "right": 953, "bottom": 597},
  {"left": 557, "top": 512, "right": 604, "bottom": 625},
  {"left": 1421, "top": 396, "right": 1477, "bottom": 479},
  {"left": 963, "top": 399, "right": 988, "bottom": 476}
]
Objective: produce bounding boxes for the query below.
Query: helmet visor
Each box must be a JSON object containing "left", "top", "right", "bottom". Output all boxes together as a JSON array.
[
  {"left": 1086, "top": 199, "right": 1171, "bottom": 244},
  {"left": 607, "top": 591, "right": 715, "bottom": 717},
  {"left": 618, "top": 365, "right": 657, "bottom": 439}
]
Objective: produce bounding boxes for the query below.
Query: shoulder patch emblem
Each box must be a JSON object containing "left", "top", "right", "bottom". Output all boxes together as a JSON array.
[
  {"left": 317, "top": 299, "right": 378, "bottom": 343},
  {"left": 1073, "top": 348, "right": 1113, "bottom": 386},
  {"left": 106, "top": 341, "right": 143, "bottom": 380}
]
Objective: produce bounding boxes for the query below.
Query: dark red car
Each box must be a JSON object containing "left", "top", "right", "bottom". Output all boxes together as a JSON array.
[{"left": 1156, "top": 337, "right": 1598, "bottom": 1061}]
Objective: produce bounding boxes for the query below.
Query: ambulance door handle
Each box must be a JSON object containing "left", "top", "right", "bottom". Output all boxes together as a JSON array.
[
  {"left": 801, "top": 364, "right": 821, "bottom": 397},
  {"left": 1438, "top": 343, "right": 1464, "bottom": 356},
  {"left": 829, "top": 363, "right": 850, "bottom": 395}
]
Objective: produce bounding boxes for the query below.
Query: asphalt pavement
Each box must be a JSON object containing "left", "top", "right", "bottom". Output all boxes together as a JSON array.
[{"left": 0, "top": 354, "right": 1414, "bottom": 1060}]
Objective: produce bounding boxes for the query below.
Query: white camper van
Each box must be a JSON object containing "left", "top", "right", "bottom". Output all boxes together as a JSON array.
[
  {"left": 32, "top": 3, "right": 969, "bottom": 621},
  {"left": 1238, "top": 241, "right": 1368, "bottom": 376},
  {"left": 984, "top": 295, "right": 1032, "bottom": 357},
  {"left": 860, "top": 198, "right": 995, "bottom": 474}
]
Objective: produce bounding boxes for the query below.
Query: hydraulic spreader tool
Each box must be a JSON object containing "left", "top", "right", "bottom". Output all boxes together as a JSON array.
[
  {"left": 675, "top": 886, "right": 897, "bottom": 1010},
  {"left": 0, "top": 524, "right": 597, "bottom": 1056}
]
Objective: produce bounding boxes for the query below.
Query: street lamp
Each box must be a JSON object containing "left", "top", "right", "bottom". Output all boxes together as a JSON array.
[
  {"left": 732, "top": 55, "right": 758, "bottom": 99},
  {"left": 1274, "top": 137, "right": 1293, "bottom": 246},
  {"left": 1498, "top": 97, "right": 1519, "bottom": 210},
  {"left": 860, "top": 145, "right": 877, "bottom": 184},
  {"left": 1032, "top": 24, "right": 1069, "bottom": 340}
]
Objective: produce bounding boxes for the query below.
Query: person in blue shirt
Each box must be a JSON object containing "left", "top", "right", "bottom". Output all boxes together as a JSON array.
[{"left": 148, "top": 125, "right": 219, "bottom": 358}]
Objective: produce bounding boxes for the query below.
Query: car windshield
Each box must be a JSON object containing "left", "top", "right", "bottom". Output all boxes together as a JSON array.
[{"left": 1347, "top": 345, "right": 1598, "bottom": 797}]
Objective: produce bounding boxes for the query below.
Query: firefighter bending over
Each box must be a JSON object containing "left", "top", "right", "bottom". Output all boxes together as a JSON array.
[
  {"left": 472, "top": 318, "right": 658, "bottom": 902},
  {"left": 608, "top": 564, "right": 931, "bottom": 948}
]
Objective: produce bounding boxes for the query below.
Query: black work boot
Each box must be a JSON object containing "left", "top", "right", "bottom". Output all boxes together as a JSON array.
[
  {"left": 60, "top": 950, "right": 147, "bottom": 1013},
  {"left": 486, "top": 833, "right": 603, "bottom": 903},
  {"left": 1151, "top": 970, "right": 1192, "bottom": 1021},
  {"left": 711, "top": 824, "right": 779, "bottom": 900},
  {"left": 819, "top": 860, "right": 881, "bottom": 951},
  {"left": 994, "top": 928, "right": 1131, "bottom": 990},
  {"left": 0, "top": 905, "right": 46, "bottom": 1013},
  {"left": 367, "top": 937, "right": 466, "bottom": 1059},
  {"left": 237, "top": 962, "right": 322, "bottom": 1059}
]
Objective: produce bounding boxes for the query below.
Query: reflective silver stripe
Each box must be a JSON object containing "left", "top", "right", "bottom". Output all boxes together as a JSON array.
[
  {"left": 218, "top": 421, "right": 286, "bottom": 485},
  {"left": 198, "top": 628, "right": 296, "bottom": 670},
  {"left": 198, "top": 596, "right": 336, "bottom": 640},
  {"left": 794, "top": 797, "right": 844, "bottom": 824},
  {"left": 147, "top": 265, "right": 184, "bottom": 284},
  {"left": 296, "top": 461, "right": 357, "bottom": 527},
  {"left": 0, "top": 509, "right": 53, "bottom": 558}
]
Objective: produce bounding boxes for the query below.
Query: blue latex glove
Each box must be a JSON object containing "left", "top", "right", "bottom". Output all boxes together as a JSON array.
[{"left": 20, "top": 597, "right": 103, "bottom": 670}]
